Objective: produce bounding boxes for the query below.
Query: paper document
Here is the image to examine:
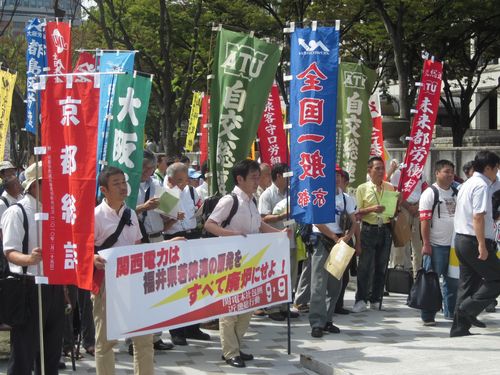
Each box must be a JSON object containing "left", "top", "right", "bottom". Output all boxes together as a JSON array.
[
  {"left": 156, "top": 188, "right": 180, "bottom": 217},
  {"left": 380, "top": 191, "right": 399, "bottom": 218}
]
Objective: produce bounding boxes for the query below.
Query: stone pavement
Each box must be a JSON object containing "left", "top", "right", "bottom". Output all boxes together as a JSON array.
[{"left": 0, "top": 288, "right": 499, "bottom": 374}]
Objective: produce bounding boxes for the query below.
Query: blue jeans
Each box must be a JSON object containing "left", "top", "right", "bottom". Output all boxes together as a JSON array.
[
  {"left": 421, "top": 245, "right": 458, "bottom": 321},
  {"left": 356, "top": 224, "right": 392, "bottom": 303}
]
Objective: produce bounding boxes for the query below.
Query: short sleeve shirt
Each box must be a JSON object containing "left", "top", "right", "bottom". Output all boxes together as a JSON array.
[
  {"left": 164, "top": 185, "right": 199, "bottom": 234},
  {"left": 0, "top": 191, "right": 22, "bottom": 230},
  {"left": 314, "top": 190, "right": 356, "bottom": 234},
  {"left": 2, "top": 194, "right": 41, "bottom": 275},
  {"left": 259, "top": 183, "right": 286, "bottom": 230},
  {"left": 356, "top": 180, "right": 395, "bottom": 225},
  {"left": 209, "top": 185, "right": 261, "bottom": 235},
  {"left": 137, "top": 178, "right": 165, "bottom": 234},
  {"left": 454, "top": 172, "right": 497, "bottom": 240},
  {"left": 94, "top": 199, "right": 142, "bottom": 248},
  {"left": 419, "top": 184, "right": 456, "bottom": 246}
]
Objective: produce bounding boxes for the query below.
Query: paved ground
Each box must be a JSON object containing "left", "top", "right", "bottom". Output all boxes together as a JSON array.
[{"left": 0, "top": 286, "right": 499, "bottom": 374}]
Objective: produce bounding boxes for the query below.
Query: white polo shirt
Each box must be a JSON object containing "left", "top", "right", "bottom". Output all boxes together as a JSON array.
[
  {"left": 0, "top": 191, "right": 22, "bottom": 230},
  {"left": 454, "top": 172, "right": 498, "bottom": 240},
  {"left": 164, "top": 185, "right": 198, "bottom": 234},
  {"left": 313, "top": 190, "right": 356, "bottom": 235},
  {"left": 2, "top": 194, "right": 41, "bottom": 275},
  {"left": 259, "top": 183, "right": 286, "bottom": 229},
  {"left": 137, "top": 178, "right": 165, "bottom": 234},
  {"left": 95, "top": 199, "right": 142, "bottom": 248},
  {"left": 390, "top": 169, "right": 425, "bottom": 204},
  {"left": 209, "top": 185, "right": 261, "bottom": 235}
]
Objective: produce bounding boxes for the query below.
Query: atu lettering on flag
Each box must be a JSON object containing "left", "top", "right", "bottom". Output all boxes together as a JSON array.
[
  {"left": 289, "top": 26, "right": 340, "bottom": 224},
  {"left": 40, "top": 76, "right": 99, "bottom": 290},
  {"left": 209, "top": 29, "right": 281, "bottom": 194},
  {"left": 257, "top": 84, "right": 289, "bottom": 165},
  {"left": 336, "top": 62, "right": 376, "bottom": 189},
  {"left": 105, "top": 73, "right": 152, "bottom": 209},
  {"left": 100, "top": 233, "right": 291, "bottom": 340},
  {"left": 399, "top": 59, "right": 443, "bottom": 200}
]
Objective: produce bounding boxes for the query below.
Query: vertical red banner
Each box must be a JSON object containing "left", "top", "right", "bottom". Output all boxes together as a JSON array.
[
  {"left": 45, "top": 21, "right": 72, "bottom": 81},
  {"left": 41, "top": 77, "right": 99, "bottom": 290},
  {"left": 257, "top": 84, "right": 289, "bottom": 165},
  {"left": 399, "top": 59, "right": 443, "bottom": 200},
  {"left": 369, "top": 93, "right": 386, "bottom": 161},
  {"left": 199, "top": 94, "right": 210, "bottom": 166}
]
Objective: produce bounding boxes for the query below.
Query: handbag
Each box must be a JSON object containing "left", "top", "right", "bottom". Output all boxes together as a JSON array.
[
  {"left": 407, "top": 268, "right": 443, "bottom": 311},
  {"left": 338, "top": 193, "right": 352, "bottom": 232},
  {"left": 391, "top": 208, "right": 412, "bottom": 247},
  {"left": 385, "top": 267, "right": 413, "bottom": 294},
  {"left": 0, "top": 203, "right": 36, "bottom": 327}
]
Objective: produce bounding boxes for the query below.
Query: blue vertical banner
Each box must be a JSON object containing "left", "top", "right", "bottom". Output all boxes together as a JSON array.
[
  {"left": 25, "top": 18, "right": 47, "bottom": 134},
  {"left": 289, "top": 25, "right": 340, "bottom": 224},
  {"left": 96, "top": 51, "right": 135, "bottom": 176}
]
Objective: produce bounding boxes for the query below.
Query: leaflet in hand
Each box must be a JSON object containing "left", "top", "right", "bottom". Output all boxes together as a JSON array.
[{"left": 155, "top": 187, "right": 180, "bottom": 217}]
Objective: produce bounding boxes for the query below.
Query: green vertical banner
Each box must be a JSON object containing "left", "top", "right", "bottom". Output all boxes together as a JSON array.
[
  {"left": 106, "top": 73, "right": 152, "bottom": 208},
  {"left": 336, "top": 62, "right": 376, "bottom": 188},
  {"left": 209, "top": 28, "right": 281, "bottom": 194}
]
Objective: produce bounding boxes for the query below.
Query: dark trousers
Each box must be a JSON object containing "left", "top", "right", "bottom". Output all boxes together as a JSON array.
[
  {"left": 355, "top": 224, "right": 392, "bottom": 303},
  {"left": 77, "top": 289, "right": 96, "bottom": 349},
  {"left": 8, "top": 284, "right": 64, "bottom": 375},
  {"left": 335, "top": 240, "right": 355, "bottom": 310},
  {"left": 451, "top": 234, "right": 500, "bottom": 335}
]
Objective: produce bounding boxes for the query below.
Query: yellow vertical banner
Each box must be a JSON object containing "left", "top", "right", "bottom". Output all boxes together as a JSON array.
[
  {"left": 0, "top": 70, "right": 17, "bottom": 159},
  {"left": 185, "top": 91, "right": 202, "bottom": 152}
]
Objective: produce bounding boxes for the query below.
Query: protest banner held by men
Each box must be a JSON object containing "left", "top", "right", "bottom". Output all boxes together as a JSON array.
[{"left": 1, "top": 12, "right": 500, "bottom": 375}]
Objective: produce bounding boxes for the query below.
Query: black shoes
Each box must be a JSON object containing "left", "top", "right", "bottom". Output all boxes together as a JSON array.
[
  {"left": 324, "top": 322, "right": 341, "bottom": 333},
  {"left": 268, "top": 311, "right": 300, "bottom": 321},
  {"left": 458, "top": 309, "right": 486, "bottom": 328},
  {"left": 185, "top": 329, "right": 211, "bottom": 341},
  {"left": 268, "top": 312, "right": 286, "bottom": 321},
  {"left": 335, "top": 307, "right": 350, "bottom": 315},
  {"left": 171, "top": 335, "right": 188, "bottom": 346},
  {"left": 222, "top": 351, "right": 254, "bottom": 361},
  {"left": 225, "top": 355, "right": 246, "bottom": 368},
  {"left": 311, "top": 327, "right": 323, "bottom": 338},
  {"left": 154, "top": 339, "right": 174, "bottom": 350},
  {"left": 128, "top": 344, "right": 134, "bottom": 356}
]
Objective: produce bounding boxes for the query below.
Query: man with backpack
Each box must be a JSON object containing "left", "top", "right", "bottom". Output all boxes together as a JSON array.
[
  {"left": 2, "top": 162, "right": 65, "bottom": 375},
  {"left": 204, "top": 159, "right": 286, "bottom": 368},
  {"left": 418, "top": 160, "right": 458, "bottom": 326}
]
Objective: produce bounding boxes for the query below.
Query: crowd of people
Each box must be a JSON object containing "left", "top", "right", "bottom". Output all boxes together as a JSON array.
[{"left": 1, "top": 150, "right": 500, "bottom": 374}]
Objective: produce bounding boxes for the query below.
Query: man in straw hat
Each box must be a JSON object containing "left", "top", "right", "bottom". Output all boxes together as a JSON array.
[{"left": 2, "top": 161, "right": 65, "bottom": 375}]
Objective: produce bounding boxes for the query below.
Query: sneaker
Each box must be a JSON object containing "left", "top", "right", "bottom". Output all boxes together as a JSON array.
[
  {"left": 485, "top": 303, "right": 496, "bottom": 313},
  {"left": 352, "top": 301, "right": 367, "bottom": 313},
  {"left": 268, "top": 312, "right": 286, "bottom": 321},
  {"left": 294, "top": 304, "right": 310, "bottom": 313},
  {"left": 311, "top": 327, "right": 323, "bottom": 338},
  {"left": 370, "top": 301, "right": 381, "bottom": 310},
  {"left": 423, "top": 320, "right": 436, "bottom": 326}
]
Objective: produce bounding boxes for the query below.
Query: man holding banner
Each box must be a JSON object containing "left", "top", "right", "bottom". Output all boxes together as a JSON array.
[
  {"left": 93, "top": 166, "right": 154, "bottom": 374},
  {"left": 2, "top": 162, "right": 65, "bottom": 375},
  {"left": 204, "top": 159, "right": 287, "bottom": 368}
]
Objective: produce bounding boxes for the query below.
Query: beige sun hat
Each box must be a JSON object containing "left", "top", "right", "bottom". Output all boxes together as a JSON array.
[
  {"left": 0, "top": 161, "right": 15, "bottom": 172},
  {"left": 22, "top": 161, "right": 43, "bottom": 192}
]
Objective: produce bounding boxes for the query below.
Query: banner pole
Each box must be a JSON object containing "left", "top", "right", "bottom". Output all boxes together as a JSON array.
[
  {"left": 34, "top": 84, "right": 46, "bottom": 375},
  {"left": 282, "top": 23, "right": 292, "bottom": 357}
]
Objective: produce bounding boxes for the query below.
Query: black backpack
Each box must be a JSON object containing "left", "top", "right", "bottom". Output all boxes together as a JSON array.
[
  {"left": 201, "top": 193, "right": 256, "bottom": 237},
  {"left": 430, "top": 184, "right": 458, "bottom": 223}
]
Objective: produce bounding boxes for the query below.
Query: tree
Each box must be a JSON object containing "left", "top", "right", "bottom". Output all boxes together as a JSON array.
[{"left": 424, "top": 1, "right": 500, "bottom": 146}]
